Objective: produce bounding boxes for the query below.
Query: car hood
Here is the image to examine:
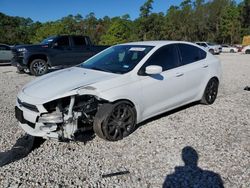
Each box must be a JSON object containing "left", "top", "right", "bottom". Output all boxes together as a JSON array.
[
  {"left": 14, "top": 44, "right": 49, "bottom": 51},
  {"left": 22, "top": 67, "right": 118, "bottom": 100}
]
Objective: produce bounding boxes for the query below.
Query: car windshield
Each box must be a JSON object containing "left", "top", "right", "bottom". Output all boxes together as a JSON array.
[
  {"left": 79, "top": 45, "right": 153, "bottom": 74},
  {"left": 41, "top": 36, "right": 56, "bottom": 44}
]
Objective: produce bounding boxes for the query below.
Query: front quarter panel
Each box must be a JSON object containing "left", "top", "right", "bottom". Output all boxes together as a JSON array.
[{"left": 91, "top": 74, "right": 143, "bottom": 123}]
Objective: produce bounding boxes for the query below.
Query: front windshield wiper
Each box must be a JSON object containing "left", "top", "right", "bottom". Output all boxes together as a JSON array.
[{"left": 90, "top": 66, "right": 112, "bottom": 73}]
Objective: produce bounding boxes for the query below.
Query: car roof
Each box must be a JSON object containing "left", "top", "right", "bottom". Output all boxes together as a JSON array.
[{"left": 120, "top": 40, "right": 197, "bottom": 48}]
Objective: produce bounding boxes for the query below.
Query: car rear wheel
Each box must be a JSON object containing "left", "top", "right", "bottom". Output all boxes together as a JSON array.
[
  {"left": 93, "top": 101, "right": 136, "bottom": 141},
  {"left": 30, "top": 59, "right": 48, "bottom": 76},
  {"left": 201, "top": 78, "right": 219, "bottom": 105},
  {"left": 246, "top": 49, "right": 250, "bottom": 54},
  {"left": 230, "top": 49, "right": 234, "bottom": 53}
]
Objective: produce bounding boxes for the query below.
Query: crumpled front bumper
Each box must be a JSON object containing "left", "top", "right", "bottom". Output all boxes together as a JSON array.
[{"left": 15, "top": 99, "right": 60, "bottom": 139}]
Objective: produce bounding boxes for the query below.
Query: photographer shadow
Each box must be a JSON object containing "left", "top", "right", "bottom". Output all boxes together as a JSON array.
[{"left": 163, "top": 146, "right": 224, "bottom": 188}]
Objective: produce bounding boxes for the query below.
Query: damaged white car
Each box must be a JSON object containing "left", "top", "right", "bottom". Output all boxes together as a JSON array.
[{"left": 15, "top": 41, "right": 221, "bottom": 141}]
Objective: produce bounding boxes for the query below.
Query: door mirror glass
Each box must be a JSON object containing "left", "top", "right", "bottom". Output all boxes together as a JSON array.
[
  {"left": 52, "top": 42, "right": 58, "bottom": 48},
  {"left": 145, "top": 65, "right": 162, "bottom": 75}
]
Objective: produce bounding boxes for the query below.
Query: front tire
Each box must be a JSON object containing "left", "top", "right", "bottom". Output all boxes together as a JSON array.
[
  {"left": 201, "top": 78, "right": 219, "bottom": 105},
  {"left": 246, "top": 49, "right": 250, "bottom": 54},
  {"left": 29, "top": 59, "right": 48, "bottom": 76},
  {"left": 209, "top": 49, "right": 215, "bottom": 55},
  {"left": 93, "top": 101, "right": 136, "bottom": 141}
]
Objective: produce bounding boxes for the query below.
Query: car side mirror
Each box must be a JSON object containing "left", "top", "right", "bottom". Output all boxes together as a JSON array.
[
  {"left": 52, "top": 42, "right": 58, "bottom": 48},
  {"left": 145, "top": 65, "right": 163, "bottom": 75}
]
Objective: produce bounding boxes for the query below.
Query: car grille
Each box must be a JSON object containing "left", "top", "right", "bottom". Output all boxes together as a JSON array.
[
  {"left": 12, "top": 49, "right": 24, "bottom": 59},
  {"left": 17, "top": 98, "right": 39, "bottom": 112}
]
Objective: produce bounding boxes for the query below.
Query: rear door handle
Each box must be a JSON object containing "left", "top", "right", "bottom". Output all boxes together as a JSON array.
[{"left": 176, "top": 73, "right": 184, "bottom": 77}]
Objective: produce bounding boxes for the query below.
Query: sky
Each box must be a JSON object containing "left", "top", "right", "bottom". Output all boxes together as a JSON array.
[
  {"left": 0, "top": 0, "right": 185, "bottom": 22},
  {"left": 0, "top": 0, "right": 243, "bottom": 22}
]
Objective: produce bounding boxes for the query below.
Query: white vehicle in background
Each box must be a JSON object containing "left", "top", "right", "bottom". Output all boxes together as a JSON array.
[
  {"left": 242, "top": 45, "right": 250, "bottom": 54},
  {"left": 196, "top": 42, "right": 222, "bottom": 55},
  {"left": 15, "top": 41, "right": 222, "bottom": 142},
  {"left": 221, "top": 45, "right": 238, "bottom": 53}
]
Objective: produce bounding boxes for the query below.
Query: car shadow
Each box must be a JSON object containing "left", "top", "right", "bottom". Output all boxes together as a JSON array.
[
  {"left": 74, "top": 130, "right": 96, "bottom": 144},
  {"left": 0, "top": 134, "right": 45, "bottom": 167},
  {"left": 136, "top": 101, "right": 199, "bottom": 129},
  {"left": 162, "top": 146, "right": 224, "bottom": 188}
]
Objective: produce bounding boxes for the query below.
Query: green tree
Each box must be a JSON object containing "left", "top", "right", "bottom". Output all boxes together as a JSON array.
[
  {"left": 138, "top": 0, "right": 154, "bottom": 40},
  {"left": 219, "top": 4, "right": 241, "bottom": 44},
  {"left": 99, "top": 17, "right": 133, "bottom": 45}
]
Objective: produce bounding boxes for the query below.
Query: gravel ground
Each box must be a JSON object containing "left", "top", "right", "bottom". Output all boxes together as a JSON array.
[{"left": 0, "top": 53, "right": 249, "bottom": 187}]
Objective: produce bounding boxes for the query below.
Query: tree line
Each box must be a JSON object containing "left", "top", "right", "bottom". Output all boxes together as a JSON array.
[{"left": 0, "top": 0, "right": 249, "bottom": 45}]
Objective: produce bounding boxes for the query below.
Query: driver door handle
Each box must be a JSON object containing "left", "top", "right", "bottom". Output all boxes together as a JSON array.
[
  {"left": 203, "top": 65, "right": 208, "bottom": 68},
  {"left": 176, "top": 73, "right": 184, "bottom": 77}
]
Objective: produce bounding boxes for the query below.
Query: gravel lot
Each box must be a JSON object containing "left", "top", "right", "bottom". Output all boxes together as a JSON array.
[{"left": 0, "top": 53, "right": 249, "bottom": 187}]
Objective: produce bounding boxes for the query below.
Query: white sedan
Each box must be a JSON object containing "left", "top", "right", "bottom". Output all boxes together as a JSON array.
[
  {"left": 221, "top": 45, "right": 238, "bottom": 53},
  {"left": 15, "top": 41, "right": 222, "bottom": 141},
  {"left": 242, "top": 45, "right": 250, "bottom": 54}
]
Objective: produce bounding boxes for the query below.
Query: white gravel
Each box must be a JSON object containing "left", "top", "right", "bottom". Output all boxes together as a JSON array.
[{"left": 0, "top": 53, "right": 249, "bottom": 187}]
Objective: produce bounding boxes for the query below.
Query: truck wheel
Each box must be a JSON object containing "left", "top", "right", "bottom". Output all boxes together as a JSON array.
[
  {"left": 246, "top": 50, "right": 250, "bottom": 54},
  {"left": 209, "top": 49, "right": 215, "bottom": 55},
  {"left": 29, "top": 59, "right": 48, "bottom": 76},
  {"left": 93, "top": 101, "right": 136, "bottom": 141},
  {"left": 200, "top": 78, "right": 219, "bottom": 105}
]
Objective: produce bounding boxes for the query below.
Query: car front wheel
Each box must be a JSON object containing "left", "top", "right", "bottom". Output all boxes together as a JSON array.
[
  {"left": 29, "top": 59, "right": 48, "bottom": 76},
  {"left": 201, "top": 78, "right": 219, "bottom": 105},
  {"left": 93, "top": 101, "right": 136, "bottom": 141}
]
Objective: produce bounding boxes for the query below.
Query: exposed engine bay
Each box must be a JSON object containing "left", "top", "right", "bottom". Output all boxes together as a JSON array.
[{"left": 38, "top": 95, "right": 104, "bottom": 141}]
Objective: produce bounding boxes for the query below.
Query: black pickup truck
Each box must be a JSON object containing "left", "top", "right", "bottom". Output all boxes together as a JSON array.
[{"left": 11, "top": 35, "right": 109, "bottom": 76}]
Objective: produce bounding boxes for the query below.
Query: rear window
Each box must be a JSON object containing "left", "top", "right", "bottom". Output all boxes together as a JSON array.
[{"left": 178, "top": 44, "right": 207, "bottom": 65}]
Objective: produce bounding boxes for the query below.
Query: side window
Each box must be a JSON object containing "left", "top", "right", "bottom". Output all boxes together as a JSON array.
[
  {"left": 56, "top": 37, "right": 69, "bottom": 48},
  {"left": 197, "top": 43, "right": 206, "bottom": 47},
  {"left": 139, "top": 44, "right": 179, "bottom": 74},
  {"left": 72, "top": 36, "right": 86, "bottom": 47},
  {"left": 178, "top": 44, "right": 206, "bottom": 65}
]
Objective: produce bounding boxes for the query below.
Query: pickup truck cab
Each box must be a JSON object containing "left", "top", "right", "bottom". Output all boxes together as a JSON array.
[{"left": 11, "top": 35, "right": 108, "bottom": 76}]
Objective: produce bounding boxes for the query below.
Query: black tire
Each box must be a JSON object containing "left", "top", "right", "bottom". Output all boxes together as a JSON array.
[
  {"left": 230, "top": 49, "right": 234, "bottom": 53},
  {"left": 93, "top": 101, "right": 136, "bottom": 141},
  {"left": 246, "top": 49, "right": 250, "bottom": 54},
  {"left": 29, "top": 59, "right": 48, "bottom": 76},
  {"left": 201, "top": 78, "right": 219, "bottom": 105},
  {"left": 209, "top": 49, "right": 215, "bottom": 55}
]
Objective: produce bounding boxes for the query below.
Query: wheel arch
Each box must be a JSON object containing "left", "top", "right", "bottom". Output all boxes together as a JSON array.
[
  {"left": 109, "top": 98, "right": 140, "bottom": 123},
  {"left": 28, "top": 54, "right": 48, "bottom": 68}
]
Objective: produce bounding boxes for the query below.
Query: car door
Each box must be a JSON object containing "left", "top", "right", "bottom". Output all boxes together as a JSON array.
[
  {"left": 177, "top": 43, "right": 209, "bottom": 101},
  {"left": 50, "top": 36, "right": 74, "bottom": 66},
  {"left": 138, "top": 44, "right": 187, "bottom": 119},
  {"left": 222, "top": 45, "right": 229, "bottom": 53},
  {"left": 71, "top": 36, "right": 96, "bottom": 65},
  {"left": 0, "top": 45, "right": 13, "bottom": 62}
]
